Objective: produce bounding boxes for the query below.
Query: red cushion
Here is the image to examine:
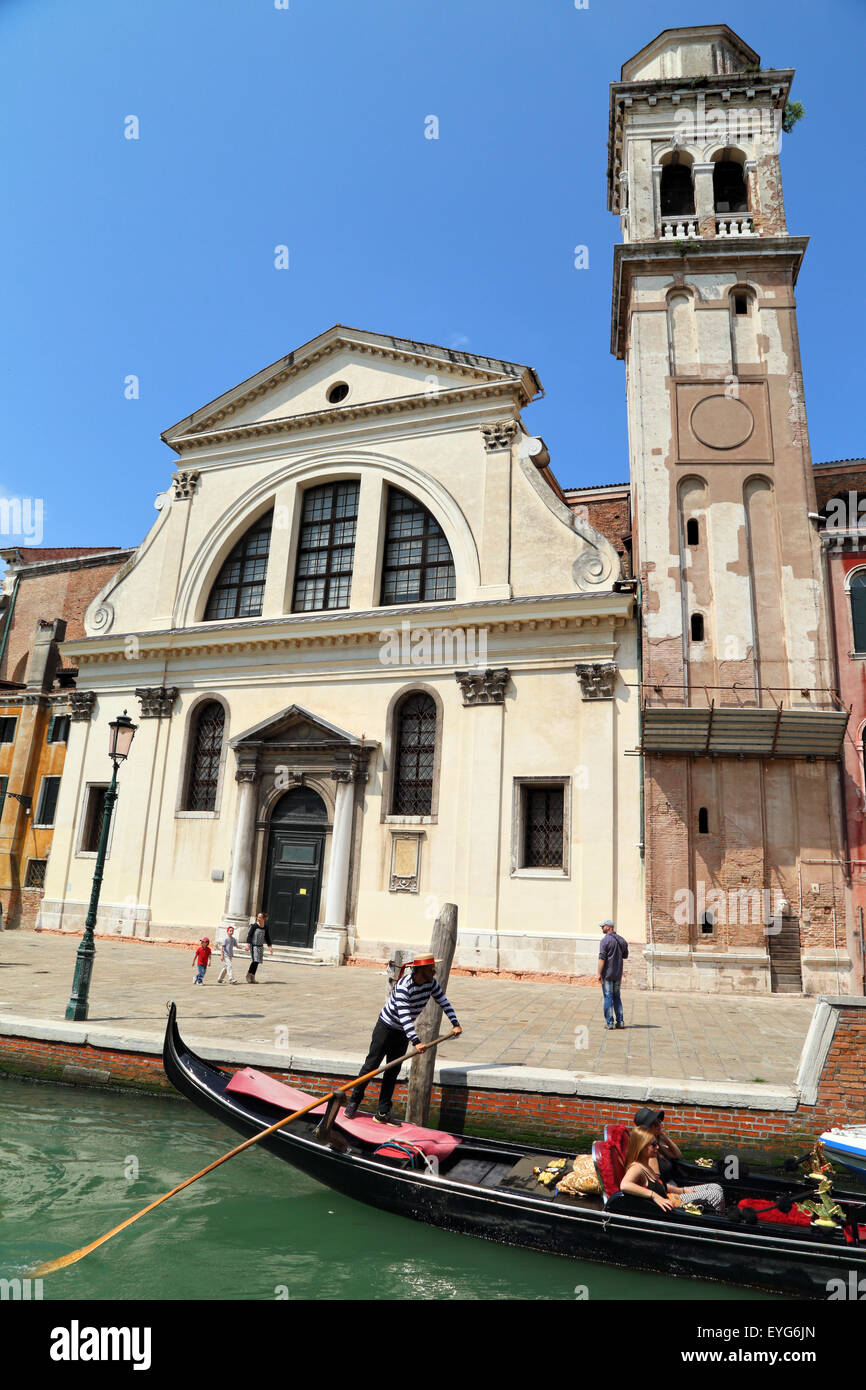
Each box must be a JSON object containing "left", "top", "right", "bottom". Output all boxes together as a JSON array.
[
  {"left": 738, "top": 1198, "right": 813, "bottom": 1228},
  {"left": 224, "top": 1067, "right": 461, "bottom": 1158},
  {"left": 335, "top": 1111, "right": 461, "bottom": 1159},
  {"left": 605, "top": 1124, "right": 631, "bottom": 1163},
  {"left": 226, "top": 1069, "right": 327, "bottom": 1115},
  {"left": 593, "top": 1139, "right": 624, "bottom": 1198}
]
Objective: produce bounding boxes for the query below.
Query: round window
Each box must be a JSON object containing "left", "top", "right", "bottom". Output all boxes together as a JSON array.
[{"left": 326, "top": 382, "right": 349, "bottom": 404}]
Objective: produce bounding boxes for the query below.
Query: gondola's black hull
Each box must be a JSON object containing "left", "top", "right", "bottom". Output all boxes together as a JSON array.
[{"left": 163, "top": 1007, "right": 866, "bottom": 1299}]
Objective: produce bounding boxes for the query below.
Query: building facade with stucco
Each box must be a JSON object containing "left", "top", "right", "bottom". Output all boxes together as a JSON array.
[{"left": 38, "top": 327, "right": 642, "bottom": 973}]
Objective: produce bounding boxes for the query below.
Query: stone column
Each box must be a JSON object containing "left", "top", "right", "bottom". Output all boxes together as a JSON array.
[
  {"left": 692, "top": 163, "right": 716, "bottom": 237},
  {"left": 224, "top": 754, "right": 259, "bottom": 931},
  {"left": 316, "top": 769, "right": 354, "bottom": 962}
]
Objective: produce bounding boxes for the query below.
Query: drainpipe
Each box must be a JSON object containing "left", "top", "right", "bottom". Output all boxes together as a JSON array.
[{"left": 636, "top": 579, "right": 645, "bottom": 859}]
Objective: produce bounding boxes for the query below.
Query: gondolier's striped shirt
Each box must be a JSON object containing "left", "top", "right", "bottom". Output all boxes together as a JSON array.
[{"left": 379, "top": 974, "right": 459, "bottom": 1045}]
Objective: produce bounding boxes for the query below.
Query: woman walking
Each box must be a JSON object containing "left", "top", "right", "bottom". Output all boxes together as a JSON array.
[{"left": 245, "top": 911, "right": 273, "bottom": 983}]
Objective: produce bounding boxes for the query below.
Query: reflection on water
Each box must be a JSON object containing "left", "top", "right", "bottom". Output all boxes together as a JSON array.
[{"left": 0, "top": 1077, "right": 772, "bottom": 1301}]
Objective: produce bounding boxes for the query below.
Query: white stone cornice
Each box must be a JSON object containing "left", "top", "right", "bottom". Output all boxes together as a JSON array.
[{"left": 171, "top": 381, "right": 528, "bottom": 454}]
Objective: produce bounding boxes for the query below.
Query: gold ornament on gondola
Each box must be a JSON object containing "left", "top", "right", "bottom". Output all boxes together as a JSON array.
[
  {"left": 801, "top": 1174, "right": 845, "bottom": 1231},
  {"left": 805, "top": 1140, "right": 834, "bottom": 1182},
  {"left": 694, "top": 1157, "right": 713, "bottom": 1169}
]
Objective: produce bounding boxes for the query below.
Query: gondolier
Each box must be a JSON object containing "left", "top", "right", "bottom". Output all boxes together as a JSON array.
[{"left": 343, "top": 953, "right": 462, "bottom": 1124}]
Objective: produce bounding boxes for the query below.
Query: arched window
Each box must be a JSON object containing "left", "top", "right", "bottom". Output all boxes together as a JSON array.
[
  {"left": 380, "top": 488, "right": 455, "bottom": 605},
  {"left": 185, "top": 702, "right": 225, "bottom": 811},
  {"left": 392, "top": 693, "right": 436, "bottom": 815},
  {"left": 851, "top": 571, "right": 866, "bottom": 654},
  {"left": 292, "top": 481, "right": 360, "bottom": 612},
  {"left": 713, "top": 159, "right": 748, "bottom": 213},
  {"left": 204, "top": 511, "right": 273, "bottom": 621},
  {"left": 660, "top": 161, "right": 695, "bottom": 217}
]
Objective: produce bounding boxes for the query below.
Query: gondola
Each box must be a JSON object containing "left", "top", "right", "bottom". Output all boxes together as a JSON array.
[{"left": 164, "top": 1006, "right": 866, "bottom": 1299}]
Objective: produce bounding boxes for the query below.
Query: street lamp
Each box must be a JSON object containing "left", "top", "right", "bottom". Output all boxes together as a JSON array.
[{"left": 65, "top": 709, "right": 138, "bottom": 1021}]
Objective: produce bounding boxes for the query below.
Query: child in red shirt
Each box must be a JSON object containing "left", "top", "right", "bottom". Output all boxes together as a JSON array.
[{"left": 193, "top": 938, "right": 211, "bottom": 985}]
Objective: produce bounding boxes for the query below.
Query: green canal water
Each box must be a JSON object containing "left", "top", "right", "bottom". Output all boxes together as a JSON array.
[{"left": 0, "top": 1076, "right": 774, "bottom": 1301}]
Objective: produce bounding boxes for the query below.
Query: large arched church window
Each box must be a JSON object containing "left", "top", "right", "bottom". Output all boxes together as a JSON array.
[
  {"left": 204, "top": 511, "right": 273, "bottom": 621},
  {"left": 392, "top": 692, "right": 436, "bottom": 815},
  {"left": 292, "top": 481, "right": 359, "bottom": 612},
  {"left": 184, "top": 702, "right": 225, "bottom": 811},
  {"left": 380, "top": 488, "right": 455, "bottom": 605},
  {"left": 851, "top": 571, "right": 866, "bottom": 654}
]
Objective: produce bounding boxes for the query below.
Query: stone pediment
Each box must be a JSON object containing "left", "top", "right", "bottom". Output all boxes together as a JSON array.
[
  {"left": 229, "top": 704, "right": 366, "bottom": 751},
  {"left": 161, "top": 324, "right": 540, "bottom": 450}
]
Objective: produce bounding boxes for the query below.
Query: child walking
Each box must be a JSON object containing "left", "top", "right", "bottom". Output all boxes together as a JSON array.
[
  {"left": 217, "top": 926, "right": 238, "bottom": 984},
  {"left": 193, "top": 937, "right": 211, "bottom": 985}
]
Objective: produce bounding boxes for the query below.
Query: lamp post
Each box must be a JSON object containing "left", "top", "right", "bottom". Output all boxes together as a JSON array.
[{"left": 65, "top": 709, "right": 138, "bottom": 1022}]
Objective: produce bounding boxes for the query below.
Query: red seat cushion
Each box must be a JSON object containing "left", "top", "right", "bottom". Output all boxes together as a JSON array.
[
  {"left": 335, "top": 1111, "right": 461, "bottom": 1159},
  {"left": 605, "top": 1124, "right": 631, "bottom": 1164},
  {"left": 593, "top": 1139, "right": 624, "bottom": 1198},
  {"left": 738, "top": 1198, "right": 812, "bottom": 1228},
  {"left": 224, "top": 1067, "right": 461, "bottom": 1158},
  {"left": 226, "top": 1069, "right": 327, "bottom": 1114}
]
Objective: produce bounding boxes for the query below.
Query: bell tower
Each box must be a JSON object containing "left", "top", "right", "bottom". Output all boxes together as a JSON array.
[{"left": 608, "top": 26, "right": 851, "bottom": 994}]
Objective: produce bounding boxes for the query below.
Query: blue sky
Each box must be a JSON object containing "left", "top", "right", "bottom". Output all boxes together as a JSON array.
[{"left": 1, "top": 0, "right": 863, "bottom": 548}]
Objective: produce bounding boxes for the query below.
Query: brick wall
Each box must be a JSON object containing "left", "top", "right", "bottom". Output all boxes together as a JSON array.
[
  {"left": 3, "top": 1012, "right": 863, "bottom": 1151},
  {"left": 1, "top": 557, "right": 127, "bottom": 684}
]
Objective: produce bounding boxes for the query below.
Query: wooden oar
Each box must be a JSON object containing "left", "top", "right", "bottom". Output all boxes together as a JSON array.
[{"left": 31, "top": 1028, "right": 459, "bottom": 1277}]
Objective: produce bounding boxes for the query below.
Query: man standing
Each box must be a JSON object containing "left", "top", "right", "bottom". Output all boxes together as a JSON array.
[
  {"left": 343, "top": 952, "right": 462, "bottom": 1124},
  {"left": 597, "top": 918, "right": 628, "bottom": 1030}
]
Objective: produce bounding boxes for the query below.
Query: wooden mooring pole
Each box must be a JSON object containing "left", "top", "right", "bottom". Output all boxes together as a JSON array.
[{"left": 406, "top": 902, "right": 458, "bottom": 1126}]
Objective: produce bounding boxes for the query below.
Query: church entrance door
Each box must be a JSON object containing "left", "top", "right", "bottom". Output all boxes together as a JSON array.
[{"left": 264, "top": 787, "right": 327, "bottom": 948}]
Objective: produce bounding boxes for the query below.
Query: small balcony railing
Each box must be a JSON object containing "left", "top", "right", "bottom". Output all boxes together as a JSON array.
[
  {"left": 715, "top": 213, "right": 755, "bottom": 237},
  {"left": 660, "top": 215, "right": 699, "bottom": 239}
]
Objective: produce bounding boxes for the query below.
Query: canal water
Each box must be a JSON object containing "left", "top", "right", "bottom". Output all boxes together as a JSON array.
[{"left": 1, "top": 1076, "right": 773, "bottom": 1301}]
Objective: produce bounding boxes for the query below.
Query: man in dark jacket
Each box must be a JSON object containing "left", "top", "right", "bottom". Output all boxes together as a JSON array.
[{"left": 597, "top": 918, "right": 628, "bottom": 1030}]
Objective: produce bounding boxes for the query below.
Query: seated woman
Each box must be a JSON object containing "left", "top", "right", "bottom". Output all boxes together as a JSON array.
[
  {"left": 634, "top": 1106, "right": 682, "bottom": 1184},
  {"left": 620, "top": 1128, "right": 725, "bottom": 1213}
]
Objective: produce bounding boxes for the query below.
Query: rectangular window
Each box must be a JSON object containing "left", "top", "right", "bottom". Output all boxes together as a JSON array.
[
  {"left": 80, "top": 784, "right": 110, "bottom": 853},
  {"left": 0, "top": 776, "right": 7, "bottom": 820},
  {"left": 523, "top": 787, "right": 564, "bottom": 868},
  {"left": 24, "top": 859, "right": 47, "bottom": 889},
  {"left": 0, "top": 716, "right": 17, "bottom": 743},
  {"left": 292, "top": 481, "right": 359, "bottom": 612},
  {"left": 513, "top": 779, "right": 569, "bottom": 876},
  {"left": 35, "top": 776, "right": 61, "bottom": 827},
  {"left": 47, "top": 715, "right": 71, "bottom": 744}
]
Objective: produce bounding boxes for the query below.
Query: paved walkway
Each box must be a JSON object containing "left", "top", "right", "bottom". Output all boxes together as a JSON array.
[{"left": 0, "top": 932, "right": 814, "bottom": 1086}]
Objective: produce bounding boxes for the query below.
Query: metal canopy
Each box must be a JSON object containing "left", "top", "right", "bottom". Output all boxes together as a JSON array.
[{"left": 641, "top": 705, "right": 849, "bottom": 758}]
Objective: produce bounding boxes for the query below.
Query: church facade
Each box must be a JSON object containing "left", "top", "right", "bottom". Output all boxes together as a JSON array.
[{"left": 39, "top": 327, "right": 641, "bottom": 975}]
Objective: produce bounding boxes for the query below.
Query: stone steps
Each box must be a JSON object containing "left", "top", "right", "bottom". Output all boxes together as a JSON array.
[{"left": 268, "top": 946, "right": 332, "bottom": 967}]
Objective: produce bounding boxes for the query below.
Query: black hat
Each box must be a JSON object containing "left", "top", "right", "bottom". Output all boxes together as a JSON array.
[{"left": 634, "top": 1106, "right": 664, "bottom": 1128}]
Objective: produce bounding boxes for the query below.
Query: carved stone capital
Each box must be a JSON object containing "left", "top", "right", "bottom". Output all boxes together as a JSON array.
[
  {"left": 69, "top": 690, "right": 96, "bottom": 722},
  {"left": 330, "top": 768, "right": 354, "bottom": 784},
  {"left": 172, "top": 470, "right": 200, "bottom": 501},
  {"left": 235, "top": 767, "right": 258, "bottom": 784},
  {"left": 481, "top": 421, "right": 519, "bottom": 452},
  {"left": 455, "top": 668, "right": 510, "bottom": 706},
  {"left": 575, "top": 661, "right": 618, "bottom": 700},
  {"left": 135, "top": 686, "right": 179, "bottom": 719}
]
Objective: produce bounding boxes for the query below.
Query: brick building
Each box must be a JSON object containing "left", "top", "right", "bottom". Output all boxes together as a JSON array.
[
  {"left": 814, "top": 460, "right": 866, "bottom": 995},
  {"left": 0, "top": 547, "right": 133, "bottom": 929}
]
